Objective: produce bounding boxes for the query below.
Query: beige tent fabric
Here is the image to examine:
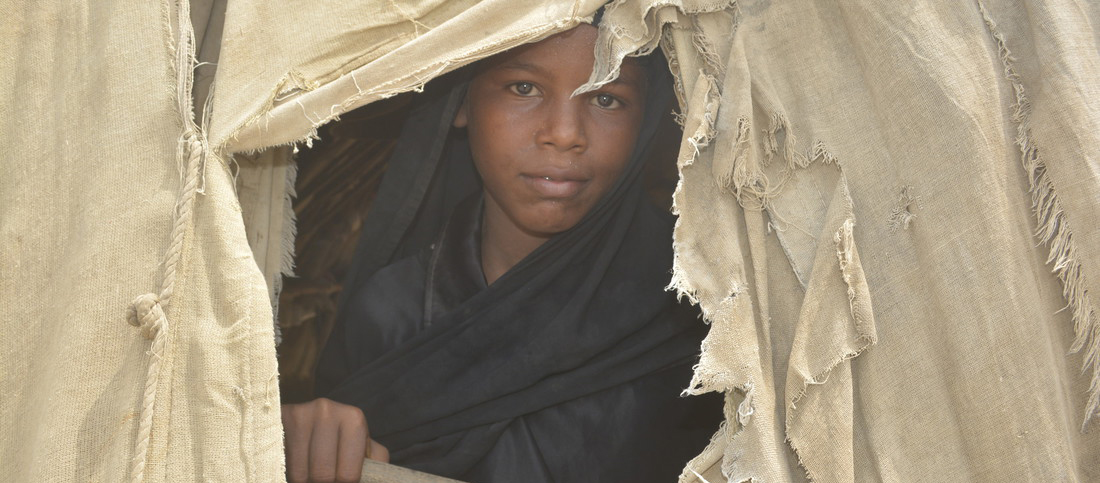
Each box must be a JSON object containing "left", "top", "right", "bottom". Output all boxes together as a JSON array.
[
  {"left": 209, "top": 0, "right": 608, "bottom": 152},
  {"left": 222, "top": 2, "right": 1100, "bottom": 480},
  {"left": 5, "top": 0, "right": 1099, "bottom": 482},
  {"left": 359, "top": 460, "right": 464, "bottom": 483},
  {"left": 235, "top": 146, "right": 298, "bottom": 345},
  {"left": 1, "top": 0, "right": 283, "bottom": 481},
  {"left": 583, "top": 0, "right": 1100, "bottom": 481}
]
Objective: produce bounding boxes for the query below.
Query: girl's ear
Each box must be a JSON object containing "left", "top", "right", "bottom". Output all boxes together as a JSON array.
[{"left": 453, "top": 96, "right": 469, "bottom": 128}]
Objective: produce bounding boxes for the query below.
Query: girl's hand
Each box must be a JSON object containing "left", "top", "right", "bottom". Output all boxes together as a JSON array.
[{"left": 282, "top": 397, "right": 390, "bottom": 483}]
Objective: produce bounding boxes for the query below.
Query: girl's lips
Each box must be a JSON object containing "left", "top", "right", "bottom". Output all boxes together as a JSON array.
[{"left": 523, "top": 175, "right": 586, "bottom": 198}]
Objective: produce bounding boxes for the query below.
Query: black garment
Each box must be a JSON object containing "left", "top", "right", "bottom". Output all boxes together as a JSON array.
[
  {"left": 316, "top": 52, "right": 722, "bottom": 482},
  {"left": 325, "top": 197, "right": 719, "bottom": 482}
]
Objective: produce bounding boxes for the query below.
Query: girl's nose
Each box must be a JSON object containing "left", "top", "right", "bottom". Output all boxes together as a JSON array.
[{"left": 535, "top": 100, "right": 587, "bottom": 152}]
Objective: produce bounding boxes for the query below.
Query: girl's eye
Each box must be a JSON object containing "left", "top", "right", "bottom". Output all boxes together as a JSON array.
[
  {"left": 592, "top": 94, "right": 622, "bottom": 109},
  {"left": 509, "top": 82, "right": 538, "bottom": 96}
]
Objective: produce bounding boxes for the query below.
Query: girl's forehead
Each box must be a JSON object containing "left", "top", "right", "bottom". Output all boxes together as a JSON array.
[{"left": 475, "top": 25, "right": 647, "bottom": 91}]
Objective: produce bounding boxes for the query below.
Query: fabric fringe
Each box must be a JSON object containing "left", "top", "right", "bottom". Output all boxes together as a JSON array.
[
  {"left": 978, "top": 0, "right": 1099, "bottom": 430},
  {"left": 677, "top": 399, "right": 732, "bottom": 483},
  {"left": 784, "top": 195, "right": 877, "bottom": 482},
  {"left": 692, "top": 28, "right": 725, "bottom": 77},
  {"left": 684, "top": 75, "right": 721, "bottom": 166},
  {"left": 271, "top": 158, "right": 299, "bottom": 346},
  {"left": 714, "top": 117, "right": 753, "bottom": 195},
  {"left": 809, "top": 140, "right": 840, "bottom": 167},
  {"left": 886, "top": 185, "right": 920, "bottom": 232},
  {"left": 762, "top": 113, "right": 810, "bottom": 170},
  {"left": 679, "top": 294, "right": 761, "bottom": 483},
  {"left": 717, "top": 110, "right": 834, "bottom": 213},
  {"left": 834, "top": 217, "right": 875, "bottom": 335},
  {"left": 668, "top": 75, "right": 721, "bottom": 305},
  {"left": 682, "top": 291, "right": 750, "bottom": 398}
]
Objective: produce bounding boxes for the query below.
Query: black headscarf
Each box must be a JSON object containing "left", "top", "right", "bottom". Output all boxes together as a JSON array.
[{"left": 318, "top": 44, "right": 707, "bottom": 475}]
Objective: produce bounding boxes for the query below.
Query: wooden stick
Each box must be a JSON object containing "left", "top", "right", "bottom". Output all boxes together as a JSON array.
[{"left": 360, "top": 460, "right": 466, "bottom": 483}]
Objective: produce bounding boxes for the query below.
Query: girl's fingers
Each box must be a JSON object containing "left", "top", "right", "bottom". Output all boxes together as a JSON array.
[
  {"left": 367, "top": 439, "right": 390, "bottom": 463},
  {"left": 308, "top": 416, "right": 341, "bottom": 482},
  {"left": 282, "top": 405, "right": 312, "bottom": 483},
  {"left": 335, "top": 417, "right": 368, "bottom": 483},
  {"left": 283, "top": 399, "right": 372, "bottom": 483}
]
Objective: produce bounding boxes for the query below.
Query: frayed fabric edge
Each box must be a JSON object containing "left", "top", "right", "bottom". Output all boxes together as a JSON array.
[
  {"left": 222, "top": 15, "right": 593, "bottom": 154},
  {"left": 758, "top": 142, "right": 875, "bottom": 482},
  {"left": 785, "top": 213, "right": 877, "bottom": 483},
  {"left": 784, "top": 342, "right": 874, "bottom": 483},
  {"left": 978, "top": 0, "right": 1099, "bottom": 430},
  {"left": 668, "top": 73, "right": 720, "bottom": 305},
  {"left": 578, "top": 0, "right": 740, "bottom": 96},
  {"left": 677, "top": 292, "right": 763, "bottom": 483},
  {"left": 271, "top": 158, "right": 298, "bottom": 346},
  {"left": 714, "top": 117, "right": 753, "bottom": 194},
  {"left": 762, "top": 113, "right": 810, "bottom": 170},
  {"left": 677, "top": 401, "right": 754, "bottom": 483},
  {"left": 718, "top": 111, "right": 839, "bottom": 213}
]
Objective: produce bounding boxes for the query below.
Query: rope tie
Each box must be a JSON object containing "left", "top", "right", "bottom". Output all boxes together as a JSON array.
[
  {"left": 127, "top": 293, "right": 169, "bottom": 482},
  {"left": 127, "top": 0, "right": 204, "bottom": 476},
  {"left": 127, "top": 125, "right": 203, "bottom": 483},
  {"left": 128, "top": 293, "right": 166, "bottom": 340}
]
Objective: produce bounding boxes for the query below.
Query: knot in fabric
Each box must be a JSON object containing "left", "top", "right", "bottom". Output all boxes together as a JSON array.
[
  {"left": 186, "top": 132, "right": 202, "bottom": 149},
  {"left": 128, "top": 293, "right": 166, "bottom": 340},
  {"left": 183, "top": 131, "right": 203, "bottom": 160}
]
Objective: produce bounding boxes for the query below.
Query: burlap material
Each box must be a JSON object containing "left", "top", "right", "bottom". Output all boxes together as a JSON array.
[
  {"left": 3, "top": 1, "right": 1098, "bottom": 482},
  {"left": 587, "top": 0, "right": 1100, "bottom": 481},
  {"left": 209, "top": 0, "right": 608, "bottom": 152},
  {"left": 0, "top": 1, "right": 602, "bottom": 482},
  {"left": 0, "top": 1, "right": 282, "bottom": 481}
]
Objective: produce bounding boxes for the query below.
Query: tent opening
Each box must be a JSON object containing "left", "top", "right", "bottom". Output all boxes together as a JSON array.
[{"left": 271, "top": 82, "right": 686, "bottom": 404}]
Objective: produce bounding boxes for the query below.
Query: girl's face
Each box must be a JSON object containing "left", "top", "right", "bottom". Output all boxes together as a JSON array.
[{"left": 454, "top": 24, "right": 648, "bottom": 238}]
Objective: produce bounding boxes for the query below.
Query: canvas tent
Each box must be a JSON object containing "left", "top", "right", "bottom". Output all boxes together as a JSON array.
[{"left": 2, "top": 0, "right": 1099, "bottom": 482}]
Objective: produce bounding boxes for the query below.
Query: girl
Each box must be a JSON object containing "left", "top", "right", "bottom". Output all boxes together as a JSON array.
[{"left": 284, "top": 23, "right": 720, "bottom": 483}]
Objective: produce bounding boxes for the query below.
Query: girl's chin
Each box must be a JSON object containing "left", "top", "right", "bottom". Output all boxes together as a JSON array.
[{"left": 518, "top": 213, "right": 585, "bottom": 238}]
